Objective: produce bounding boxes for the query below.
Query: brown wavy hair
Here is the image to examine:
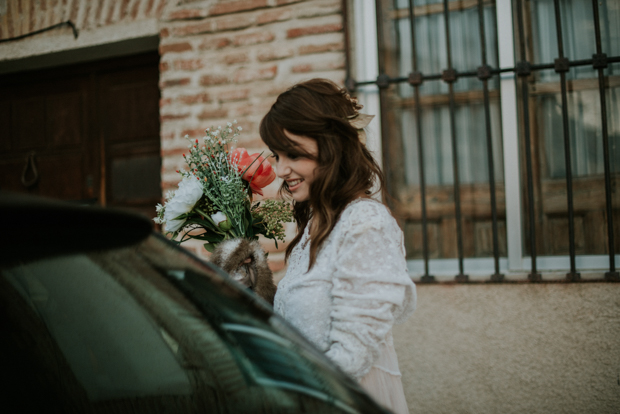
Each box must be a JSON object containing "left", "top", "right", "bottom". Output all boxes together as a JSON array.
[{"left": 259, "top": 78, "right": 387, "bottom": 269}]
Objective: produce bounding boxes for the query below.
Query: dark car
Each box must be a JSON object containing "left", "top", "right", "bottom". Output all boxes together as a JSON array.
[{"left": 0, "top": 193, "right": 390, "bottom": 414}]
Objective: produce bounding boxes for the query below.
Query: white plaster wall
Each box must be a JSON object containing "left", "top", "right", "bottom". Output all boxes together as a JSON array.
[{"left": 394, "top": 283, "right": 620, "bottom": 414}]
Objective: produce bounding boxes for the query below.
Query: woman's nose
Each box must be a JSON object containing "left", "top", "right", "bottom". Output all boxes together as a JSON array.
[{"left": 276, "top": 159, "right": 290, "bottom": 178}]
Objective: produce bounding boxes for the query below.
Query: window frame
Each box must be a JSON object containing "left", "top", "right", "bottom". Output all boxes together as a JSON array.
[{"left": 350, "top": 0, "right": 620, "bottom": 281}]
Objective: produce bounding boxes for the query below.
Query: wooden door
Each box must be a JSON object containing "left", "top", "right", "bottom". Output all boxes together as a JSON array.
[
  {"left": 0, "top": 53, "right": 161, "bottom": 219},
  {"left": 0, "top": 73, "right": 96, "bottom": 201}
]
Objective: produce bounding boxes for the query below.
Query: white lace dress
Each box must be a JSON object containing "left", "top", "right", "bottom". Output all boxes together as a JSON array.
[{"left": 274, "top": 198, "right": 417, "bottom": 413}]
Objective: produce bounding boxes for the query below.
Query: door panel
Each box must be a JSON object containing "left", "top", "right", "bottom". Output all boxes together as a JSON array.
[
  {"left": 0, "top": 53, "right": 160, "bottom": 218},
  {"left": 100, "top": 64, "right": 161, "bottom": 219}
]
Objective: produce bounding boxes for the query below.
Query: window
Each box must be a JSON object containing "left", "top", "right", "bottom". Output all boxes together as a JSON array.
[{"left": 350, "top": 0, "right": 620, "bottom": 281}]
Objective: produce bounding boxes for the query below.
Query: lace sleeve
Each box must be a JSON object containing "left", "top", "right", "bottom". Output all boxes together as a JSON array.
[{"left": 324, "top": 202, "right": 416, "bottom": 380}]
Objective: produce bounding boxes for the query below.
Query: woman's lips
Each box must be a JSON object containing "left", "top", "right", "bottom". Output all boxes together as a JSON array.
[{"left": 287, "top": 178, "right": 304, "bottom": 191}]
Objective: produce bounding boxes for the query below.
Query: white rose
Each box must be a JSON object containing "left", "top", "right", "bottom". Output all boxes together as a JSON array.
[
  {"left": 164, "top": 176, "right": 203, "bottom": 233},
  {"left": 211, "top": 211, "right": 231, "bottom": 231}
]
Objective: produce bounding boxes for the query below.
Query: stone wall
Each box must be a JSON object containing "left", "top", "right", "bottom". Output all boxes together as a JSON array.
[{"left": 394, "top": 283, "right": 620, "bottom": 414}]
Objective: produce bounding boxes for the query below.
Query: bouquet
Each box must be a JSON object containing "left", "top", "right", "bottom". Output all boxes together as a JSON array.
[{"left": 154, "top": 121, "right": 293, "bottom": 253}]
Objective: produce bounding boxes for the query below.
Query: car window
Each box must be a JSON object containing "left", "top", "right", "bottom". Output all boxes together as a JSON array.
[{"left": 4, "top": 254, "right": 192, "bottom": 402}]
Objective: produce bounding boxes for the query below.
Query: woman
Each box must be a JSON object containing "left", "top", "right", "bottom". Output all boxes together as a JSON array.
[{"left": 259, "top": 78, "right": 417, "bottom": 414}]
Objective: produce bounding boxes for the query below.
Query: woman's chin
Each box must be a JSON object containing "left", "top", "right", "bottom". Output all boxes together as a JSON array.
[{"left": 291, "top": 189, "right": 310, "bottom": 203}]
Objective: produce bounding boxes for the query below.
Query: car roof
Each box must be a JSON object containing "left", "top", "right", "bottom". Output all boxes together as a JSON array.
[{"left": 0, "top": 191, "right": 152, "bottom": 266}]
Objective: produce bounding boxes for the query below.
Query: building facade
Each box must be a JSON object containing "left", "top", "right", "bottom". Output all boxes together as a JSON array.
[{"left": 1, "top": 0, "right": 619, "bottom": 412}]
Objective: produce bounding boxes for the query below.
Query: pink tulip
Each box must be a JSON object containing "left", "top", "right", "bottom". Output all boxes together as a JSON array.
[{"left": 230, "top": 148, "right": 276, "bottom": 196}]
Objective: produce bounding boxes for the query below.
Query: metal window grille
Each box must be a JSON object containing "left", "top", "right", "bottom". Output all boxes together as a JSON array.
[{"left": 345, "top": 0, "right": 620, "bottom": 282}]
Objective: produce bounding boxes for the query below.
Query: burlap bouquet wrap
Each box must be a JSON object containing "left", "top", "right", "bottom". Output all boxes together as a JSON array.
[{"left": 210, "top": 238, "right": 276, "bottom": 305}]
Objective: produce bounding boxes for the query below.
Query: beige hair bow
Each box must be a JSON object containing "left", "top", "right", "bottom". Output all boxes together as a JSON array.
[{"left": 347, "top": 113, "right": 375, "bottom": 144}]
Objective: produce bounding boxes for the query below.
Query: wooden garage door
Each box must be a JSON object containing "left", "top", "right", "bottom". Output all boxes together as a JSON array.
[{"left": 0, "top": 52, "right": 161, "bottom": 219}]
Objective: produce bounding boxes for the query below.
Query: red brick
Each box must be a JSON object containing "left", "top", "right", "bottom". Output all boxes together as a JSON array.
[
  {"left": 172, "top": 20, "right": 215, "bottom": 37},
  {"left": 160, "top": 78, "right": 191, "bottom": 88},
  {"left": 156, "top": 0, "right": 168, "bottom": 17},
  {"left": 131, "top": 0, "right": 140, "bottom": 19},
  {"left": 161, "top": 147, "right": 186, "bottom": 157},
  {"left": 160, "top": 98, "right": 173, "bottom": 107},
  {"left": 209, "top": 0, "right": 269, "bottom": 16},
  {"left": 104, "top": 0, "right": 116, "bottom": 24},
  {"left": 214, "top": 14, "right": 254, "bottom": 32},
  {"left": 292, "top": 59, "right": 344, "bottom": 73},
  {"left": 292, "top": 64, "right": 312, "bottom": 73},
  {"left": 223, "top": 52, "right": 249, "bottom": 65},
  {"left": 181, "top": 128, "right": 207, "bottom": 138},
  {"left": 174, "top": 58, "right": 205, "bottom": 71},
  {"left": 286, "top": 23, "right": 342, "bottom": 38},
  {"left": 160, "top": 27, "right": 170, "bottom": 38},
  {"left": 198, "top": 36, "right": 232, "bottom": 50},
  {"left": 159, "top": 42, "right": 193, "bottom": 54},
  {"left": 162, "top": 180, "right": 182, "bottom": 192},
  {"left": 159, "top": 61, "right": 170, "bottom": 72},
  {"left": 161, "top": 113, "right": 191, "bottom": 121},
  {"left": 178, "top": 93, "right": 211, "bottom": 105},
  {"left": 257, "top": 47, "right": 294, "bottom": 62},
  {"left": 119, "top": 0, "right": 130, "bottom": 20},
  {"left": 257, "top": 8, "right": 292, "bottom": 25},
  {"left": 298, "top": 41, "right": 343, "bottom": 55},
  {"left": 199, "top": 74, "right": 230, "bottom": 86},
  {"left": 233, "top": 31, "right": 274, "bottom": 46},
  {"left": 234, "top": 65, "right": 277, "bottom": 84},
  {"left": 145, "top": 0, "right": 156, "bottom": 16},
  {"left": 167, "top": 8, "right": 209, "bottom": 20},
  {"left": 218, "top": 89, "right": 250, "bottom": 102},
  {"left": 329, "top": 59, "right": 345, "bottom": 70},
  {"left": 198, "top": 108, "right": 229, "bottom": 120}
]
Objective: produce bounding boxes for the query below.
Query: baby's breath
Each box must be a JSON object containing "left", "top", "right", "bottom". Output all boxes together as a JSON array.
[{"left": 252, "top": 199, "right": 294, "bottom": 242}]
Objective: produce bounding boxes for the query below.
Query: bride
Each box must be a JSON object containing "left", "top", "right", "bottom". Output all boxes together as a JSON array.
[{"left": 258, "top": 79, "right": 417, "bottom": 414}]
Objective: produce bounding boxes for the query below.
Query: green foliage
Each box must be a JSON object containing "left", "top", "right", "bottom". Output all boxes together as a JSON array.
[{"left": 156, "top": 122, "right": 293, "bottom": 252}]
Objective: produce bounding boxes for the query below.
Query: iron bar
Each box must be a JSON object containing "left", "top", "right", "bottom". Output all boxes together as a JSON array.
[
  {"left": 342, "top": 0, "right": 354, "bottom": 92},
  {"left": 374, "top": 0, "right": 393, "bottom": 199},
  {"left": 477, "top": 0, "right": 503, "bottom": 281},
  {"left": 408, "top": 0, "right": 433, "bottom": 282},
  {"left": 354, "top": 56, "right": 620, "bottom": 89},
  {"left": 516, "top": 0, "right": 541, "bottom": 281},
  {"left": 553, "top": 0, "right": 580, "bottom": 281},
  {"left": 592, "top": 0, "right": 619, "bottom": 281},
  {"left": 443, "top": 0, "right": 467, "bottom": 282}
]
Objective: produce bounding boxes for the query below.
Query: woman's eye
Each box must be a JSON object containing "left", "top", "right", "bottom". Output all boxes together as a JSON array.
[
  {"left": 287, "top": 153, "right": 299, "bottom": 160},
  {"left": 270, "top": 153, "right": 279, "bottom": 161}
]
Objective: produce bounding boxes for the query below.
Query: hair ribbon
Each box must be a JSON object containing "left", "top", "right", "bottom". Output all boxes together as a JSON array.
[{"left": 347, "top": 113, "right": 375, "bottom": 144}]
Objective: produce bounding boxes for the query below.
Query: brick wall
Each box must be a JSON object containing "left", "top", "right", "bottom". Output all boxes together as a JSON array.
[
  {"left": 158, "top": 0, "right": 346, "bottom": 269},
  {"left": 0, "top": 0, "right": 167, "bottom": 40}
]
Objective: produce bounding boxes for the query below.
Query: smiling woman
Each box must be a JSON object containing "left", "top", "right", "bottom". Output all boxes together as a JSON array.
[{"left": 258, "top": 79, "right": 416, "bottom": 414}]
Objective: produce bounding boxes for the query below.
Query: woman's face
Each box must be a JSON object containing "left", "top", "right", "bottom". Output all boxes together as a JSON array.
[{"left": 271, "top": 130, "right": 319, "bottom": 203}]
